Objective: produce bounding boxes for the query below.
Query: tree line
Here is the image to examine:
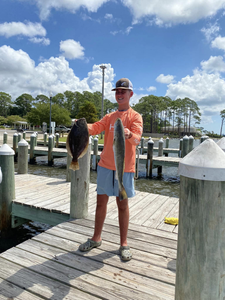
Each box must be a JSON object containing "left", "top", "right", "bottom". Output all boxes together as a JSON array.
[{"left": 0, "top": 91, "right": 201, "bottom": 134}]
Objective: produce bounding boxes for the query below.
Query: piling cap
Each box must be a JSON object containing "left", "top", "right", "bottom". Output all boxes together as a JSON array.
[
  {"left": 0, "top": 144, "right": 15, "bottom": 155},
  {"left": 18, "top": 139, "right": 28, "bottom": 146},
  {"left": 179, "top": 139, "right": 225, "bottom": 181},
  {"left": 183, "top": 135, "right": 189, "bottom": 140},
  {"left": 217, "top": 137, "right": 225, "bottom": 152}
]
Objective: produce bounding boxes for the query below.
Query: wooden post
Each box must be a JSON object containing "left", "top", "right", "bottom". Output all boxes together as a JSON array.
[
  {"left": 3, "top": 132, "right": 7, "bottom": 144},
  {"left": 13, "top": 133, "right": 18, "bottom": 162},
  {"left": 55, "top": 133, "right": 59, "bottom": 148},
  {"left": 146, "top": 138, "right": 154, "bottom": 178},
  {"left": 158, "top": 138, "right": 163, "bottom": 176},
  {"left": 179, "top": 138, "right": 183, "bottom": 158},
  {"left": 70, "top": 142, "right": 91, "bottom": 218},
  {"left": 66, "top": 153, "right": 72, "bottom": 182},
  {"left": 48, "top": 136, "right": 54, "bottom": 166},
  {"left": 135, "top": 147, "right": 140, "bottom": 179},
  {"left": 18, "top": 133, "right": 22, "bottom": 143},
  {"left": 188, "top": 135, "right": 194, "bottom": 153},
  {"left": 0, "top": 144, "right": 15, "bottom": 233},
  {"left": 22, "top": 131, "right": 26, "bottom": 140},
  {"left": 165, "top": 137, "right": 169, "bottom": 157},
  {"left": 140, "top": 137, "right": 144, "bottom": 154},
  {"left": 182, "top": 135, "right": 189, "bottom": 157},
  {"left": 35, "top": 132, "right": 38, "bottom": 146},
  {"left": 200, "top": 135, "right": 209, "bottom": 143},
  {"left": 176, "top": 139, "right": 225, "bottom": 300},
  {"left": 92, "top": 137, "right": 98, "bottom": 170},
  {"left": 18, "top": 139, "right": 28, "bottom": 174},
  {"left": 44, "top": 132, "right": 47, "bottom": 146},
  {"left": 29, "top": 133, "right": 36, "bottom": 164}
]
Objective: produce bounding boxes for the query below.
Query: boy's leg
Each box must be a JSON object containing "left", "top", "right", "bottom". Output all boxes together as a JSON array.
[
  {"left": 92, "top": 194, "right": 109, "bottom": 242},
  {"left": 116, "top": 197, "right": 129, "bottom": 246}
]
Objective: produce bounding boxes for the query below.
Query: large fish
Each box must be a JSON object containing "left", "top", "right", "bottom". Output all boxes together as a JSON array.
[
  {"left": 113, "top": 118, "right": 128, "bottom": 200},
  {"left": 66, "top": 118, "right": 89, "bottom": 171}
]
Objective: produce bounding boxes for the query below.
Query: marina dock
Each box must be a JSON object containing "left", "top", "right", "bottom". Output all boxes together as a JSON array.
[{"left": 0, "top": 174, "right": 178, "bottom": 299}]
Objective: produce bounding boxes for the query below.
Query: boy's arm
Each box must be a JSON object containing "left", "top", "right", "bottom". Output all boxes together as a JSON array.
[
  {"left": 87, "top": 116, "right": 108, "bottom": 136},
  {"left": 126, "top": 114, "right": 143, "bottom": 145}
]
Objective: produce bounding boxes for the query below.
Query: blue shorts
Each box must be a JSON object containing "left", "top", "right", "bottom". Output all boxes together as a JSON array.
[{"left": 97, "top": 166, "right": 135, "bottom": 198}]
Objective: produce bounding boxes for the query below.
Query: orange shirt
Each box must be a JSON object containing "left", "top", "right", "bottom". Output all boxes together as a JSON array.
[{"left": 88, "top": 107, "right": 143, "bottom": 173}]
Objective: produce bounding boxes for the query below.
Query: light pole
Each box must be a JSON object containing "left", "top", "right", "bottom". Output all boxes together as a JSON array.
[
  {"left": 49, "top": 93, "right": 52, "bottom": 136},
  {"left": 100, "top": 65, "right": 106, "bottom": 139}
]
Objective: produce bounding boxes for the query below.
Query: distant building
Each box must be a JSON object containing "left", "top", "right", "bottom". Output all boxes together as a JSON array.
[{"left": 161, "top": 126, "right": 198, "bottom": 136}]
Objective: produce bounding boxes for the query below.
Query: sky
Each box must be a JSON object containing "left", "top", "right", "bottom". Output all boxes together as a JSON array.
[{"left": 1, "top": 1, "right": 225, "bottom": 133}]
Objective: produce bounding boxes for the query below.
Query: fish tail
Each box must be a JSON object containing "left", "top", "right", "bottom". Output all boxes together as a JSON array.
[
  {"left": 69, "top": 161, "right": 79, "bottom": 171},
  {"left": 119, "top": 186, "right": 128, "bottom": 201}
]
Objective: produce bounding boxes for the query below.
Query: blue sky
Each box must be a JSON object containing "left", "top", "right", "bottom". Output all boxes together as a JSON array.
[{"left": 1, "top": 1, "right": 225, "bottom": 133}]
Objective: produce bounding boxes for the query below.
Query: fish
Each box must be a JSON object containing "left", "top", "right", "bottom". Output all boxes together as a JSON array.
[
  {"left": 113, "top": 118, "right": 128, "bottom": 200},
  {"left": 66, "top": 118, "right": 89, "bottom": 171}
]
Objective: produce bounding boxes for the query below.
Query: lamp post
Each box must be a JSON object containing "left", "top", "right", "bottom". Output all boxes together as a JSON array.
[
  {"left": 100, "top": 65, "right": 106, "bottom": 139},
  {"left": 49, "top": 93, "right": 52, "bottom": 136}
]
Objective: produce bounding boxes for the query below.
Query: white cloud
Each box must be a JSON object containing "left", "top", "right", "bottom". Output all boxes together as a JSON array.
[
  {"left": 125, "top": 26, "right": 133, "bottom": 34},
  {"left": 201, "top": 22, "right": 220, "bottom": 42},
  {"left": 211, "top": 35, "right": 225, "bottom": 51},
  {"left": 104, "top": 13, "right": 113, "bottom": 19},
  {"left": 33, "top": 0, "right": 110, "bottom": 20},
  {"left": 156, "top": 74, "right": 174, "bottom": 84},
  {"left": 0, "top": 45, "right": 117, "bottom": 101},
  {"left": 60, "top": 39, "right": 85, "bottom": 60},
  {"left": 121, "top": 0, "right": 225, "bottom": 26},
  {"left": 166, "top": 69, "right": 225, "bottom": 119},
  {"left": 201, "top": 56, "right": 225, "bottom": 73},
  {"left": 0, "top": 22, "right": 46, "bottom": 38},
  {"left": 29, "top": 37, "right": 50, "bottom": 46},
  {"left": 147, "top": 86, "right": 156, "bottom": 91}
]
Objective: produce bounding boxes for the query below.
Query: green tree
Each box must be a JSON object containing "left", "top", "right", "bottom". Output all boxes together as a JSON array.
[
  {"left": 26, "top": 103, "right": 71, "bottom": 127},
  {"left": 0, "top": 92, "right": 12, "bottom": 117},
  {"left": 6, "top": 115, "right": 25, "bottom": 126},
  {"left": 14, "top": 93, "right": 34, "bottom": 117},
  {"left": 220, "top": 109, "right": 225, "bottom": 136},
  {"left": 35, "top": 94, "right": 49, "bottom": 104},
  {"left": 76, "top": 101, "right": 99, "bottom": 123},
  {"left": 0, "top": 116, "right": 7, "bottom": 125}
]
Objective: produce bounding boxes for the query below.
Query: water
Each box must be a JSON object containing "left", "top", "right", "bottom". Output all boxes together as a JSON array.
[{"left": 0, "top": 138, "right": 217, "bottom": 253}]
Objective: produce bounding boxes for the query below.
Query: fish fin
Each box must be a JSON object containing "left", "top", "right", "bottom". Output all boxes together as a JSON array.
[
  {"left": 69, "top": 161, "right": 79, "bottom": 171},
  {"left": 66, "top": 132, "right": 73, "bottom": 158},
  {"left": 78, "top": 138, "right": 89, "bottom": 159},
  {"left": 119, "top": 186, "right": 128, "bottom": 201}
]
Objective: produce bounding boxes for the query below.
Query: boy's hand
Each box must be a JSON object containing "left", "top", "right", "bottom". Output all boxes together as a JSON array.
[{"left": 124, "top": 128, "right": 132, "bottom": 139}]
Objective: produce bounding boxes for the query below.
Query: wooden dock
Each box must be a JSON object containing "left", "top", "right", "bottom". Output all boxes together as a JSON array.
[{"left": 0, "top": 174, "right": 178, "bottom": 299}]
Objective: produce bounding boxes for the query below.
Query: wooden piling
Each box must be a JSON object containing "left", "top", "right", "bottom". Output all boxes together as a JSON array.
[
  {"left": 3, "top": 132, "right": 7, "bottom": 144},
  {"left": 158, "top": 138, "right": 163, "bottom": 176},
  {"left": 29, "top": 133, "right": 36, "bottom": 164},
  {"left": 188, "top": 135, "right": 194, "bottom": 153},
  {"left": 22, "top": 131, "right": 26, "bottom": 140},
  {"left": 140, "top": 137, "right": 144, "bottom": 154},
  {"left": 92, "top": 137, "right": 98, "bottom": 170},
  {"left": 13, "top": 133, "right": 18, "bottom": 162},
  {"left": 18, "top": 139, "right": 28, "bottom": 174},
  {"left": 135, "top": 147, "right": 140, "bottom": 179},
  {"left": 182, "top": 135, "right": 189, "bottom": 157},
  {"left": 176, "top": 139, "right": 225, "bottom": 300},
  {"left": 0, "top": 144, "right": 15, "bottom": 233},
  {"left": 165, "top": 137, "right": 169, "bottom": 157},
  {"left": 179, "top": 138, "right": 183, "bottom": 158},
  {"left": 44, "top": 132, "right": 47, "bottom": 146},
  {"left": 200, "top": 135, "right": 209, "bottom": 143},
  {"left": 66, "top": 153, "right": 72, "bottom": 182},
  {"left": 70, "top": 142, "right": 91, "bottom": 218},
  {"left": 146, "top": 138, "right": 154, "bottom": 178},
  {"left": 55, "top": 133, "right": 59, "bottom": 148},
  {"left": 48, "top": 136, "right": 53, "bottom": 166},
  {"left": 18, "top": 133, "right": 22, "bottom": 143}
]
